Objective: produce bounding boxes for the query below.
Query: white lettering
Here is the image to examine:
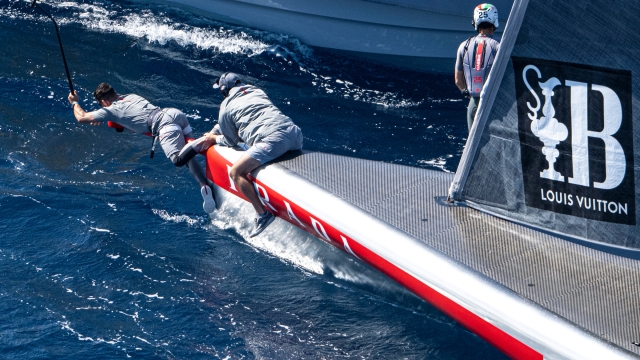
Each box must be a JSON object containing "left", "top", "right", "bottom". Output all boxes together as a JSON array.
[
  {"left": 226, "top": 165, "right": 237, "bottom": 191},
  {"left": 311, "top": 217, "right": 331, "bottom": 243},
  {"left": 253, "top": 183, "right": 277, "bottom": 212},
  {"left": 541, "top": 191, "right": 627, "bottom": 217},
  {"left": 566, "top": 80, "right": 590, "bottom": 187},
  {"left": 585, "top": 198, "right": 592, "bottom": 210},
  {"left": 283, "top": 201, "right": 305, "bottom": 228},
  {"left": 340, "top": 235, "right": 360, "bottom": 259},
  {"left": 592, "top": 84, "right": 626, "bottom": 190},
  {"left": 619, "top": 203, "right": 628, "bottom": 215},
  {"left": 566, "top": 81, "right": 626, "bottom": 189},
  {"left": 546, "top": 190, "right": 555, "bottom": 202}
]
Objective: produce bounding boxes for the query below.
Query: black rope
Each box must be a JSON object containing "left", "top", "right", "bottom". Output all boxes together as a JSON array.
[{"left": 30, "top": 0, "right": 74, "bottom": 93}]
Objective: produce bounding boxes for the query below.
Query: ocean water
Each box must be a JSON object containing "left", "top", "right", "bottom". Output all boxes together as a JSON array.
[{"left": 0, "top": 0, "right": 507, "bottom": 358}]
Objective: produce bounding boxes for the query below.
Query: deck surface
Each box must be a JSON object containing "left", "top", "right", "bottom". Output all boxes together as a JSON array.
[{"left": 275, "top": 151, "right": 640, "bottom": 356}]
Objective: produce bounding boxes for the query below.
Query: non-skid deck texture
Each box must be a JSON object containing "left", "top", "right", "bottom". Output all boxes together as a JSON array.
[{"left": 276, "top": 152, "right": 640, "bottom": 356}]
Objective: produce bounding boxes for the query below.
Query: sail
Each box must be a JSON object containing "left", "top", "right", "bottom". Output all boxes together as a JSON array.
[{"left": 449, "top": 0, "right": 640, "bottom": 250}]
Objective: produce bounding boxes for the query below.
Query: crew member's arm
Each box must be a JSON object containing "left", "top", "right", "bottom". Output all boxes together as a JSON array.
[
  {"left": 212, "top": 112, "right": 240, "bottom": 147},
  {"left": 68, "top": 91, "right": 101, "bottom": 126},
  {"left": 199, "top": 124, "right": 221, "bottom": 146},
  {"left": 201, "top": 132, "right": 219, "bottom": 146},
  {"left": 455, "top": 70, "right": 466, "bottom": 91},
  {"left": 454, "top": 43, "right": 467, "bottom": 92}
]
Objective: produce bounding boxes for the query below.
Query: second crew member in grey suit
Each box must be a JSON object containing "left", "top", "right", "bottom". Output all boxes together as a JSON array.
[{"left": 202, "top": 72, "right": 303, "bottom": 237}]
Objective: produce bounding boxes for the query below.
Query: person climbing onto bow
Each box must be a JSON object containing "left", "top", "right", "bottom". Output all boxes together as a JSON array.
[{"left": 68, "top": 83, "right": 216, "bottom": 213}]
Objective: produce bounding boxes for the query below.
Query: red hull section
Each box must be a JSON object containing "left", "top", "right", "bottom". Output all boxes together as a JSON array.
[{"left": 205, "top": 146, "right": 542, "bottom": 359}]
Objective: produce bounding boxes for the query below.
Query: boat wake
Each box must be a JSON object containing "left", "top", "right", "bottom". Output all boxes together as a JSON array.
[
  {"left": 1, "top": 0, "right": 443, "bottom": 110},
  {"left": 156, "top": 187, "right": 421, "bottom": 302}
]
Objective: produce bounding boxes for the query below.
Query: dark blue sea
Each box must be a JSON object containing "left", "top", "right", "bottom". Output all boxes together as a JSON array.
[{"left": 0, "top": 1, "right": 507, "bottom": 358}]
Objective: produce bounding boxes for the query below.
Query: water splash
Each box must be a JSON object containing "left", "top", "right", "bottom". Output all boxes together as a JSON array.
[
  {"left": 1, "top": 0, "right": 432, "bottom": 109},
  {"left": 206, "top": 187, "right": 415, "bottom": 297},
  {"left": 53, "top": 1, "right": 307, "bottom": 58}
]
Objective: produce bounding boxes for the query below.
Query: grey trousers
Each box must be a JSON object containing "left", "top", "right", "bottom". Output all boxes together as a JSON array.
[{"left": 466, "top": 96, "right": 480, "bottom": 133}]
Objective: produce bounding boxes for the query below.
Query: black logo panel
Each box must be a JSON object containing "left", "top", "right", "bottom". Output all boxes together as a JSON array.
[{"left": 512, "top": 57, "right": 635, "bottom": 225}]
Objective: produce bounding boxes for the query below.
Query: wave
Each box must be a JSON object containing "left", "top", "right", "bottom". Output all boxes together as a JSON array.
[
  {"left": 1, "top": 0, "right": 432, "bottom": 109},
  {"left": 46, "top": 1, "right": 310, "bottom": 60},
  {"left": 201, "top": 187, "right": 415, "bottom": 297}
]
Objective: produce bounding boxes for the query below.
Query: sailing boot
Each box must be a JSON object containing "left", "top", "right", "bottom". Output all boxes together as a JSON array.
[{"left": 249, "top": 211, "right": 275, "bottom": 237}]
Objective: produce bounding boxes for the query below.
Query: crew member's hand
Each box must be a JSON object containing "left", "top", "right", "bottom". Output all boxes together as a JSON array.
[
  {"left": 68, "top": 90, "right": 79, "bottom": 104},
  {"left": 203, "top": 132, "right": 218, "bottom": 146},
  {"left": 192, "top": 132, "right": 217, "bottom": 152},
  {"left": 68, "top": 91, "right": 99, "bottom": 126}
]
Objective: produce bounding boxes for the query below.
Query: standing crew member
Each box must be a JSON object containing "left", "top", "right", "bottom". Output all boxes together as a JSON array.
[
  {"left": 201, "top": 72, "right": 303, "bottom": 237},
  {"left": 68, "top": 83, "right": 216, "bottom": 213},
  {"left": 455, "top": 3, "right": 500, "bottom": 132}
]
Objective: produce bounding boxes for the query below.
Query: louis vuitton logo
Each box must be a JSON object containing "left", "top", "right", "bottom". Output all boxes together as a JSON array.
[{"left": 523, "top": 65, "right": 626, "bottom": 190}]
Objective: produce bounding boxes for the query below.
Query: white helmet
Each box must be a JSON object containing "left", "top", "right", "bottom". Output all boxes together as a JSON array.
[{"left": 473, "top": 3, "right": 499, "bottom": 30}]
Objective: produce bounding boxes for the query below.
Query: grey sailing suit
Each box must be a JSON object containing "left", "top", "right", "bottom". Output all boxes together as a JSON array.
[
  {"left": 455, "top": 34, "right": 500, "bottom": 131},
  {"left": 215, "top": 85, "right": 303, "bottom": 164},
  {"left": 88, "top": 94, "right": 192, "bottom": 158},
  {"left": 88, "top": 94, "right": 207, "bottom": 184}
]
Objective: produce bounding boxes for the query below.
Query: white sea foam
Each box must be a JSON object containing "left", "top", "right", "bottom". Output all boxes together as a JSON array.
[
  {"left": 417, "top": 155, "right": 454, "bottom": 172},
  {"left": 305, "top": 70, "right": 423, "bottom": 109},
  {"left": 134, "top": 336, "right": 152, "bottom": 345},
  {"left": 129, "top": 291, "right": 164, "bottom": 299},
  {"left": 53, "top": 2, "right": 275, "bottom": 56},
  {"left": 206, "top": 189, "right": 411, "bottom": 297},
  {"left": 152, "top": 209, "right": 201, "bottom": 226},
  {"left": 59, "top": 319, "right": 124, "bottom": 345},
  {"left": 2, "top": 0, "right": 307, "bottom": 68},
  {"left": 207, "top": 191, "right": 327, "bottom": 275},
  {"left": 4, "top": 0, "right": 423, "bottom": 109},
  {"left": 6, "top": 193, "right": 52, "bottom": 210},
  {"left": 118, "top": 310, "right": 139, "bottom": 321}
]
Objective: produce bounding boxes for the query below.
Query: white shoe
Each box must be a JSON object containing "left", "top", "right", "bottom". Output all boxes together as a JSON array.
[{"left": 201, "top": 185, "right": 216, "bottom": 213}]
